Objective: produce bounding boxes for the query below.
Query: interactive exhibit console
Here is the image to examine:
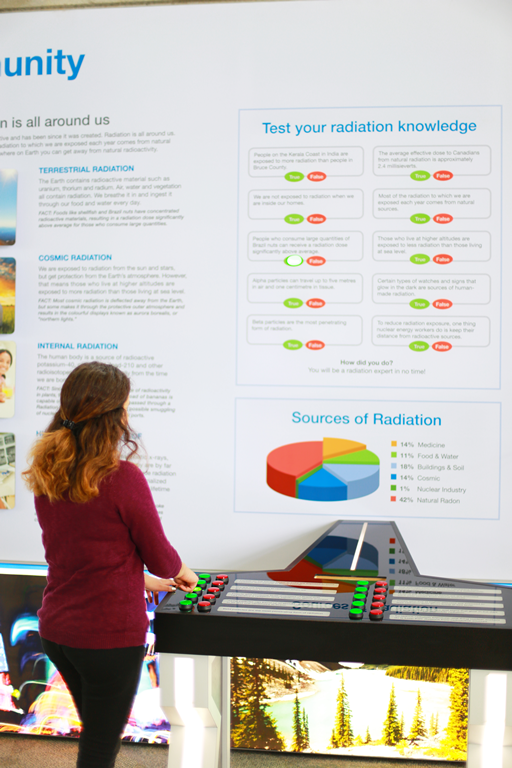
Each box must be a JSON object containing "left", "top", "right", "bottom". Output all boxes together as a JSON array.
[{"left": 155, "top": 520, "right": 512, "bottom": 768}]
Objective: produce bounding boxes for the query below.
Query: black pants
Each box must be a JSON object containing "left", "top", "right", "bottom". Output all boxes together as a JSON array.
[{"left": 41, "top": 638, "right": 145, "bottom": 768}]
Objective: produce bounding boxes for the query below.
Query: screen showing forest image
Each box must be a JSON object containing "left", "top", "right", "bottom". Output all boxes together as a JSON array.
[{"left": 231, "top": 659, "right": 468, "bottom": 761}]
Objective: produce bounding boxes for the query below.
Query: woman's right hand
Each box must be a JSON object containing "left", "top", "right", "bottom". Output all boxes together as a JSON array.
[{"left": 174, "top": 564, "right": 199, "bottom": 592}]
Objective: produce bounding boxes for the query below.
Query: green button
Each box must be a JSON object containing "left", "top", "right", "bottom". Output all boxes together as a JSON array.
[
  {"left": 285, "top": 171, "right": 304, "bottom": 182},
  {"left": 187, "top": 594, "right": 198, "bottom": 603},
  {"left": 284, "top": 255, "right": 303, "bottom": 267},
  {"left": 197, "top": 580, "right": 207, "bottom": 587},
  {"left": 352, "top": 600, "right": 365, "bottom": 608},
  {"left": 192, "top": 587, "right": 202, "bottom": 594},
  {"left": 283, "top": 339, "right": 303, "bottom": 350},
  {"left": 357, "top": 580, "right": 369, "bottom": 586},
  {"left": 350, "top": 607, "right": 363, "bottom": 615},
  {"left": 410, "top": 298, "right": 430, "bottom": 310},
  {"left": 410, "top": 170, "right": 430, "bottom": 181},
  {"left": 409, "top": 340, "right": 429, "bottom": 352},
  {"left": 410, "top": 213, "right": 430, "bottom": 224},
  {"left": 410, "top": 254, "right": 430, "bottom": 265},
  {"left": 199, "top": 573, "right": 210, "bottom": 579},
  {"left": 285, "top": 214, "right": 304, "bottom": 225}
]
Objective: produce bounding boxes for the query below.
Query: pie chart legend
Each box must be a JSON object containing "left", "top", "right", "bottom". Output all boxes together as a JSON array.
[{"left": 267, "top": 438, "right": 380, "bottom": 501}]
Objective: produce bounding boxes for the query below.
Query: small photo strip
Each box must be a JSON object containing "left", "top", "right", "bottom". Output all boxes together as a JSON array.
[
  {"left": 0, "top": 342, "right": 15, "bottom": 418},
  {"left": 0, "top": 258, "right": 15, "bottom": 334},
  {"left": 0, "top": 433, "right": 14, "bottom": 509},
  {"left": 0, "top": 170, "right": 17, "bottom": 246}
]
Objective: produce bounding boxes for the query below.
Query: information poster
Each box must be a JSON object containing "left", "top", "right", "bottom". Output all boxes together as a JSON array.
[{"left": 0, "top": 0, "right": 511, "bottom": 581}]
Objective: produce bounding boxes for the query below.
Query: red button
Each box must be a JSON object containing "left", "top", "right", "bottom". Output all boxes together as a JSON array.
[
  {"left": 374, "top": 588, "right": 387, "bottom": 596},
  {"left": 306, "top": 256, "right": 326, "bottom": 266},
  {"left": 307, "top": 172, "right": 326, "bottom": 182},
  {"left": 208, "top": 587, "right": 220, "bottom": 595},
  {"left": 370, "top": 609, "right": 384, "bottom": 622},
  {"left": 433, "top": 213, "right": 453, "bottom": 224},
  {"left": 212, "top": 581, "right": 225, "bottom": 591},
  {"left": 203, "top": 594, "right": 216, "bottom": 603},
  {"left": 216, "top": 575, "right": 229, "bottom": 584},
  {"left": 371, "top": 602, "right": 385, "bottom": 610},
  {"left": 432, "top": 341, "right": 452, "bottom": 352},
  {"left": 376, "top": 581, "right": 388, "bottom": 588},
  {"left": 305, "top": 340, "right": 325, "bottom": 350},
  {"left": 433, "top": 254, "right": 453, "bottom": 264},
  {"left": 433, "top": 170, "right": 453, "bottom": 181},
  {"left": 197, "top": 601, "right": 211, "bottom": 612}
]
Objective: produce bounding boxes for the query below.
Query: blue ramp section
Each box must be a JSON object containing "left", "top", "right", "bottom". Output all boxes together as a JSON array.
[
  {"left": 297, "top": 467, "right": 347, "bottom": 501},
  {"left": 323, "top": 463, "right": 379, "bottom": 500}
]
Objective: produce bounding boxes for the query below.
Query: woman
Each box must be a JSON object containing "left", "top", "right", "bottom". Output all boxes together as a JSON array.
[{"left": 23, "top": 361, "right": 198, "bottom": 768}]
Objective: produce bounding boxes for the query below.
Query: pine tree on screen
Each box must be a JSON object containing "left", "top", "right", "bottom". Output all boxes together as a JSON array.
[
  {"left": 429, "top": 712, "right": 439, "bottom": 737},
  {"left": 230, "top": 657, "right": 243, "bottom": 745},
  {"left": 409, "top": 689, "right": 427, "bottom": 741},
  {"left": 382, "top": 684, "right": 401, "bottom": 745},
  {"left": 302, "top": 709, "right": 310, "bottom": 749},
  {"left": 399, "top": 712, "right": 405, "bottom": 740},
  {"left": 230, "top": 658, "right": 285, "bottom": 751},
  {"left": 291, "top": 693, "right": 304, "bottom": 751},
  {"left": 330, "top": 674, "right": 354, "bottom": 748},
  {"left": 442, "top": 669, "right": 469, "bottom": 758}
]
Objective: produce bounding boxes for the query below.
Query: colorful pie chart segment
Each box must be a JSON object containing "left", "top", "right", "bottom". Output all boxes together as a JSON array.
[{"left": 267, "top": 438, "right": 380, "bottom": 501}]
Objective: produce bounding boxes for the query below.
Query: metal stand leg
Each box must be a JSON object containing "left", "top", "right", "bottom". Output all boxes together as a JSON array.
[
  {"left": 467, "top": 670, "right": 512, "bottom": 767},
  {"left": 159, "top": 654, "right": 230, "bottom": 768}
]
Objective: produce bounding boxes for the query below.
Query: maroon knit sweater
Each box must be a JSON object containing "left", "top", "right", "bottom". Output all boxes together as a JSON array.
[{"left": 35, "top": 461, "right": 182, "bottom": 649}]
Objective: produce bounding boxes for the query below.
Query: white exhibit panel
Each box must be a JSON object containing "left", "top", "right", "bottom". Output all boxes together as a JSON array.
[{"left": 0, "top": 0, "right": 509, "bottom": 584}]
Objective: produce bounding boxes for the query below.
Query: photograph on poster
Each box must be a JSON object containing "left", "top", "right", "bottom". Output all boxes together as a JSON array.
[
  {"left": 0, "top": 259, "right": 15, "bottom": 335},
  {"left": 0, "top": 343, "right": 15, "bottom": 419},
  {"left": 0, "top": 172, "right": 17, "bottom": 246},
  {"left": 0, "top": 434, "right": 14, "bottom": 509}
]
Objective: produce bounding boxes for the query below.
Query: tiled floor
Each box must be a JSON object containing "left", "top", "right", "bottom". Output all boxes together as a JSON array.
[{"left": 0, "top": 734, "right": 461, "bottom": 768}]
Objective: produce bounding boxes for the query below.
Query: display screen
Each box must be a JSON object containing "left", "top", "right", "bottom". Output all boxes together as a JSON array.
[{"left": 0, "top": 573, "right": 169, "bottom": 742}]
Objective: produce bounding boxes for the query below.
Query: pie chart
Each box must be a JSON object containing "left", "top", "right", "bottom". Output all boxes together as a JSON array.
[{"left": 267, "top": 437, "right": 380, "bottom": 501}]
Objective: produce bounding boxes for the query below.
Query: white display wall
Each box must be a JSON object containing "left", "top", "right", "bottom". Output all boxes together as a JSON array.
[{"left": 0, "top": 0, "right": 511, "bottom": 580}]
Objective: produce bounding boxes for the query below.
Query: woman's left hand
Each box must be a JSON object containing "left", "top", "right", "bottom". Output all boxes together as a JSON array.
[{"left": 144, "top": 573, "right": 176, "bottom": 606}]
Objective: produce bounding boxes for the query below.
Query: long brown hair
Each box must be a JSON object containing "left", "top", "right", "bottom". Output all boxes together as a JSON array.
[{"left": 23, "top": 362, "right": 138, "bottom": 502}]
